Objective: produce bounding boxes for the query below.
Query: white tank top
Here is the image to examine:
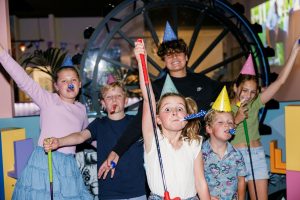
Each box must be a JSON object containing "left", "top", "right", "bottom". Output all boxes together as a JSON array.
[{"left": 144, "top": 129, "right": 202, "bottom": 199}]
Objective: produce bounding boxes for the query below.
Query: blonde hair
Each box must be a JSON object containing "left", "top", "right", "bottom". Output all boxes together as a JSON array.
[
  {"left": 204, "top": 109, "right": 234, "bottom": 136},
  {"left": 157, "top": 92, "right": 201, "bottom": 144},
  {"left": 100, "top": 81, "right": 127, "bottom": 99}
]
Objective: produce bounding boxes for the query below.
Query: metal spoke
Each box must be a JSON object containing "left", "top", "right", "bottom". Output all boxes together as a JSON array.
[
  {"left": 190, "top": 28, "right": 229, "bottom": 71},
  {"left": 188, "top": 12, "right": 206, "bottom": 56},
  {"left": 116, "top": 30, "right": 135, "bottom": 47},
  {"left": 144, "top": 11, "right": 160, "bottom": 46},
  {"left": 80, "top": 0, "right": 270, "bottom": 116},
  {"left": 199, "top": 52, "right": 245, "bottom": 74}
]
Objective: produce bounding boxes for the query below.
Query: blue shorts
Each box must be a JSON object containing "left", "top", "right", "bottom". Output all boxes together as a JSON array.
[
  {"left": 238, "top": 146, "right": 269, "bottom": 181},
  {"left": 109, "top": 195, "right": 147, "bottom": 200}
]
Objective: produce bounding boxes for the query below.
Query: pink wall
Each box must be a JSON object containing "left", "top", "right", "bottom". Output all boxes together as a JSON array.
[
  {"left": 287, "top": 170, "right": 300, "bottom": 200},
  {"left": 0, "top": 0, "right": 14, "bottom": 118}
]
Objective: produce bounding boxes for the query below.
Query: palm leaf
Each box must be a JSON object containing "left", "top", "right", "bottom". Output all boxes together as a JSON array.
[{"left": 21, "top": 48, "right": 67, "bottom": 79}]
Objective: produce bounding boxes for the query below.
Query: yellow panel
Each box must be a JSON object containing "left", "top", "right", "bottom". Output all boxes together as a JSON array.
[
  {"left": 1, "top": 128, "right": 26, "bottom": 200},
  {"left": 285, "top": 106, "right": 300, "bottom": 171}
]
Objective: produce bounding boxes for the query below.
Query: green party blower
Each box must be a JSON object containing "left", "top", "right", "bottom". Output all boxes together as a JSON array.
[{"left": 48, "top": 149, "right": 53, "bottom": 200}]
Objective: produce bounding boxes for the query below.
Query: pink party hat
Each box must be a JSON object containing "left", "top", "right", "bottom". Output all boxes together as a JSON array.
[
  {"left": 240, "top": 54, "right": 256, "bottom": 75},
  {"left": 107, "top": 74, "right": 117, "bottom": 84}
]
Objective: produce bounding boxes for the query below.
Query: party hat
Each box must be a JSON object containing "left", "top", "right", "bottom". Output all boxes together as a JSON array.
[
  {"left": 62, "top": 55, "right": 74, "bottom": 67},
  {"left": 212, "top": 86, "right": 231, "bottom": 112},
  {"left": 240, "top": 54, "right": 255, "bottom": 75},
  {"left": 160, "top": 74, "right": 178, "bottom": 97},
  {"left": 107, "top": 74, "right": 117, "bottom": 84},
  {"left": 162, "top": 21, "right": 177, "bottom": 42}
]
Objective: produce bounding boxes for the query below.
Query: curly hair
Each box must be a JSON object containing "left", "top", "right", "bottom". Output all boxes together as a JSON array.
[
  {"left": 157, "top": 39, "right": 188, "bottom": 60},
  {"left": 157, "top": 92, "right": 201, "bottom": 144}
]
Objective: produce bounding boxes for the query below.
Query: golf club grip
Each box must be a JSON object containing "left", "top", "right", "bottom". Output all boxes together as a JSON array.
[
  {"left": 139, "top": 54, "right": 149, "bottom": 84},
  {"left": 48, "top": 150, "right": 53, "bottom": 182},
  {"left": 136, "top": 38, "right": 149, "bottom": 84}
]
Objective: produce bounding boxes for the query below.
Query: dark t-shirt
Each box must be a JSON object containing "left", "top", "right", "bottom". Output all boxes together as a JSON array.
[
  {"left": 113, "top": 71, "right": 223, "bottom": 156},
  {"left": 152, "top": 71, "right": 222, "bottom": 111},
  {"left": 86, "top": 115, "right": 146, "bottom": 199}
]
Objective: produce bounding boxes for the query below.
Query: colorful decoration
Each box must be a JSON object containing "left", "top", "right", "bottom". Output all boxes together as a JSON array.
[
  {"left": 162, "top": 21, "right": 177, "bottom": 42},
  {"left": 240, "top": 54, "right": 256, "bottom": 75},
  {"left": 62, "top": 55, "right": 73, "bottom": 67},
  {"left": 212, "top": 86, "right": 231, "bottom": 112},
  {"left": 181, "top": 110, "right": 207, "bottom": 121},
  {"left": 160, "top": 74, "right": 179, "bottom": 98},
  {"left": 229, "top": 128, "right": 236, "bottom": 135},
  {"left": 110, "top": 161, "right": 116, "bottom": 169},
  {"left": 107, "top": 74, "right": 117, "bottom": 84},
  {"left": 68, "top": 84, "right": 74, "bottom": 90}
]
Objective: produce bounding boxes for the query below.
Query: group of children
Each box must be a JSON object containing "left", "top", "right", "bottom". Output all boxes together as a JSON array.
[{"left": 1, "top": 33, "right": 299, "bottom": 200}]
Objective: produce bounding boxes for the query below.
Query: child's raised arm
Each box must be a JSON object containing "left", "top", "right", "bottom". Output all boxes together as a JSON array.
[
  {"left": 261, "top": 39, "right": 300, "bottom": 104},
  {"left": 0, "top": 44, "right": 50, "bottom": 107},
  {"left": 134, "top": 40, "right": 156, "bottom": 153}
]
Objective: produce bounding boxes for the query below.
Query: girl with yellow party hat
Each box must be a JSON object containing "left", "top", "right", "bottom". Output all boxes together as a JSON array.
[
  {"left": 202, "top": 86, "right": 247, "bottom": 200},
  {"left": 230, "top": 39, "right": 300, "bottom": 200}
]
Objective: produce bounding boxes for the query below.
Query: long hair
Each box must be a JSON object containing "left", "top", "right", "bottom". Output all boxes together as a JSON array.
[
  {"left": 157, "top": 92, "right": 201, "bottom": 144},
  {"left": 228, "top": 74, "right": 259, "bottom": 100}
]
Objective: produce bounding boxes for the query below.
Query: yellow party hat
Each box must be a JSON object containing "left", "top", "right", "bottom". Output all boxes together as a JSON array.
[{"left": 212, "top": 86, "right": 231, "bottom": 112}]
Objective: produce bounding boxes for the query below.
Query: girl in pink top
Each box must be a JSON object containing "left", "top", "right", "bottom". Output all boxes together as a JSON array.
[{"left": 0, "top": 45, "right": 92, "bottom": 200}]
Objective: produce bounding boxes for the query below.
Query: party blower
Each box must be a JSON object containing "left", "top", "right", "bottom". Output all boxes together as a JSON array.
[
  {"left": 236, "top": 102, "right": 258, "bottom": 200},
  {"left": 137, "top": 38, "right": 177, "bottom": 200},
  {"left": 47, "top": 145, "right": 54, "bottom": 200}
]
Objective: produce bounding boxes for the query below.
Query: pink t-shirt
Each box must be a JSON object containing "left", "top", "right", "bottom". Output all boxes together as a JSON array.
[{"left": 0, "top": 50, "right": 88, "bottom": 154}]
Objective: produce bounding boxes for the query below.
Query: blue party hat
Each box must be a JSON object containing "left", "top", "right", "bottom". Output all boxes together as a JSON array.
[
  {"left": 62, "top": 55, "right": 73, "bottom": 67},
  {"left": 162, "top": 21, "right": 177, "bottom": 42},
  {"left": 160, "top": 74, "right": 178, "bottom": 98}
]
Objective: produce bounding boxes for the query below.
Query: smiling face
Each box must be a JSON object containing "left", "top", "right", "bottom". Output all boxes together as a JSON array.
[
  {"left": 206, "top": 111, "right": 234, "bottom": 142},
  {"left": 157, "top": 95, "right": 188, "bottom": 133},
  {"left": 54, "top": 68, "right": 81, "bottom": 103},
  {"left": 157, "top": 39, "right": 189, "bottom": 77},
  {"left": 234, "top": 79, "right": 258, "bottom": 104},
  {"left": 164, "top": 51, "right": 188, "bottom": 75}
]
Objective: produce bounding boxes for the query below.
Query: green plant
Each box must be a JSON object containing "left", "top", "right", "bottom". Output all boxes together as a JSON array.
[{"left": 21, "top": 48, "right": 67, "bottom": 79}]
